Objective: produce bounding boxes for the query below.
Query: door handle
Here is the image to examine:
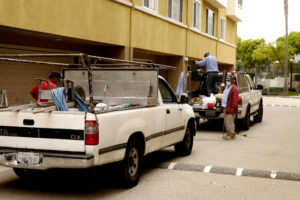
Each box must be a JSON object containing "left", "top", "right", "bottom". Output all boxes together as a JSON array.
[
  {"left": 178, "top": 108, "right": 183, "bottom": 111},
  {"left": 166, "top": 109, "right": 170, "bottom": 114}
]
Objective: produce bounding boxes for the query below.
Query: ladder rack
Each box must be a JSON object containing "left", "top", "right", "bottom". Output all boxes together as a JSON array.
[{"left": 0, "top": 53, "right": 176, "bottom": 112}]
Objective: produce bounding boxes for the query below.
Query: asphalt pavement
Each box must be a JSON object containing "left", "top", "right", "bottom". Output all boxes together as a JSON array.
[{"left": 0, "top": 95, "right": 299, "bottom": 199}]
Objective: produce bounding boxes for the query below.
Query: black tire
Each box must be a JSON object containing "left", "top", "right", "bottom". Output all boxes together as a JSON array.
[
  {"left": 121, "top": 137, "right": 143, "bottom": 188},
  {"left": 174, "top": 122, "right": 194, "bottom": 156},
  {"left": 241, "top": 106, "right": 250, "bottom": 131},
  {"left": 195, "top": 117, "right": 200, "bottom": 130},
  {"left": 253, "top": 101, "right": 263, "bottom": 123}
]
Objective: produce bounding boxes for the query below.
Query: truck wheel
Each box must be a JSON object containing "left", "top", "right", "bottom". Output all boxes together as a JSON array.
[
  {"left": 121, "top": 138, "right": 143, "bottom": 188},
  {"left": 241, "top": 106, "right": 250, "bottom": 131},
  {"left": 195, "top": 117, "right": 200, "bottom": 129},
  {"left": 174, "top": 123, "right": 194, "bottom": 156},
  {"left": 253, "top": 101, "right": 263, "bottom": 123}
]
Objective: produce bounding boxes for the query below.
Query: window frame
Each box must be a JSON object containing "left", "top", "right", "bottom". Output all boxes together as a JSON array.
[
  {"left": 237, "top": 74, "right": 250, "bottom": 92},
  {"left": 143, "top": 0, "right": 158, "bottom": 12},
  {"left": 193, "top": 0, "right": 201, "bottom": 29},
  {"left": 220, "top": 17, "right": 226, "bottom": 40},
  {"left": 168, "top": 0, "right": 183, "bottom": 23},
  {"left": 206, "top": 8, "right": 215, "bottom": 36}
]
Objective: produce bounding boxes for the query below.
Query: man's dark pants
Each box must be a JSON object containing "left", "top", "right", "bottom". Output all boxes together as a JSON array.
[{"left": 206, "top": 72, "right": 218, "bottom": 95}]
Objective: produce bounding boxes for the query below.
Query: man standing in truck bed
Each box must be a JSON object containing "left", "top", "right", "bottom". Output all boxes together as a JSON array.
[{"left": 194, "top": 52, "right": 219, "bottom": 96}]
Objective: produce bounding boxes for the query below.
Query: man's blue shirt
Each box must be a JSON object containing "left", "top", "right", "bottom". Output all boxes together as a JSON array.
[
  {"left": 195, "top": 55, "right": 219, "bottom": 72},
  {"left": 222, "top": 85, "right": 233, "bottom": 108}
]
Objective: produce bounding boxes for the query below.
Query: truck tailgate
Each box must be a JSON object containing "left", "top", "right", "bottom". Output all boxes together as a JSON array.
[{"left": 0, "top": 111, "right": 86, "bottom": 152}]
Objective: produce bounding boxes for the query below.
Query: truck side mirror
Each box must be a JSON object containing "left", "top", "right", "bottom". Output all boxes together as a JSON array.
[
  {"left": 256, "top": 84, "right": 263, "bottom": 90},
  {"left": 179, "top": 93, "right": 188, "bottom": 104}
]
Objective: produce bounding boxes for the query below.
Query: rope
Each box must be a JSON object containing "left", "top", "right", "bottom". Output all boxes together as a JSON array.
[
  {"left": 74, "top": 91, "right": 89, "bottom": 112},
  {"left": 51, "top": 87, "right": 89, "bottom": 112},
  {"left": 51, "top": 88, "right": 69, "bottom": 111}
]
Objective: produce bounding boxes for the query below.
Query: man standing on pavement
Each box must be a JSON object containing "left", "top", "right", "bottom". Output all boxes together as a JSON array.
[
  {"left": 194, "top": 52, "right": 219, "bottom": 96},
  {"left": 30, "top": 71, "right": 62, "bottom": 102},
  {"left": 222, "top": 76, "right": 239, "bottom": 139}
]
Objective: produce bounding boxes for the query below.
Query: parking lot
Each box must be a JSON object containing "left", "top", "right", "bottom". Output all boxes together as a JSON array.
[{"left": 0, "top": 96, "right": 300, "bottom": 200}]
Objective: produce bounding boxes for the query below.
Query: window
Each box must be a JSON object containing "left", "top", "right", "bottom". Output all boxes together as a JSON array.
[
  {"left": 193, "top": 1, "right": 201, "bottom": 29},
  {"left": 143, "top": 0, "right": 158, "bottom": 11},
  {"left": 246, "top": 76, "right": 255, "bottom": 90},
  {"left": 168, "top": 0, "right": 183, "bottom": 22},
  {"left": 237, "top": 74, "right": 250, "bottom": 92},
  {"left": 159, "top": 79, "right": 177, "bottom": 103},
  {"left": 220, "top": 17, "right": 226, "bottom": 40},
  {"left": 206, "top": 8, "right": 215, "bottom": 36}
]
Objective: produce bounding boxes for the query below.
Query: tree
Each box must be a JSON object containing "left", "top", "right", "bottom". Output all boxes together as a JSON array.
[
  {"left": 289, "top": 31, "right": 300, "bottom": 55},
  {"left": 283, "top": 0, "right": 288, "bottom": 95},
  {"left": 252, "top": 43, "right": 276, "bottom": 66},
  {"left": 236, "top": 37, "right": 266, "bottom": 70}
]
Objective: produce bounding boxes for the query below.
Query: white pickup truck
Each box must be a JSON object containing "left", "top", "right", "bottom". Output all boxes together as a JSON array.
[
  {"left": 188, "top": 71, "right": 263, "bottom": 130},
  {"left": 0, "top": 67, "right": 195, "bottom": 188}
]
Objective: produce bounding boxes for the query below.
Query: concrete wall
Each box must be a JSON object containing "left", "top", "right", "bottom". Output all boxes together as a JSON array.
[{"left": 0, "top": 0, "right": 239, "bottom": 104}]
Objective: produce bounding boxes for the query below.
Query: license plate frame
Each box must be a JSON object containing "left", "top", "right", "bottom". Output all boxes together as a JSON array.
[
  {"left": 17, "top": 152, "right": 41, "bottom": 166},
  {"left": 205, "top": 110, "right": 216, "bottom": 117}
]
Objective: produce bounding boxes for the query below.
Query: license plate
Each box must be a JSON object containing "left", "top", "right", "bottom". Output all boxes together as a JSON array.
[
  {"left": 17, "top": 152, "right": 41, "bottom": 165},
  {"left": 205, "top": 111, "right": 216, "bottom": 117}
]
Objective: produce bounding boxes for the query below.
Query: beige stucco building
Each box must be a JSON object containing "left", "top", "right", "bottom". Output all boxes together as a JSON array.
[{"left": 0, "top": 0, "right": 243, "bottom": 105}]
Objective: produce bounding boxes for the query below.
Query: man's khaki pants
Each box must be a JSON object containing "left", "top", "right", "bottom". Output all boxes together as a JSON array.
[{"left": 224, "top": 111, "right": 236, "bottom": 135}]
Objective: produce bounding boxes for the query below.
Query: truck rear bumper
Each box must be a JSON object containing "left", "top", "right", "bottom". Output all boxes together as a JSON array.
[{"left": 0, "top": 149, "right": 94, "bottom": 170}]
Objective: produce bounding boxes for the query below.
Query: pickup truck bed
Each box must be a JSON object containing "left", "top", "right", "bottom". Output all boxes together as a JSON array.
[{"left": 188, "top": 71, "right": 263, "bottom": 130}]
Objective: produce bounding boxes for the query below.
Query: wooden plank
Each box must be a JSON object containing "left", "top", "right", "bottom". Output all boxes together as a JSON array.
[
  {"left": 0, "top": 103, "right": 37, "bottom": 112},
  {"left": 32, "top": 102, "right": 75, "bottom": 114}
]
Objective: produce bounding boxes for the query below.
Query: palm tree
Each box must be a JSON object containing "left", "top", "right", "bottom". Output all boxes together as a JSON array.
[{"left": 283, "top": 0, "right": 288, "bottom": 95}]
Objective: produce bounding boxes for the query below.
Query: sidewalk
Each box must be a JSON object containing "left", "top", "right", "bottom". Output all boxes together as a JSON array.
[{"left": 263, "top": 95, "right": 300, "bottom": 107}]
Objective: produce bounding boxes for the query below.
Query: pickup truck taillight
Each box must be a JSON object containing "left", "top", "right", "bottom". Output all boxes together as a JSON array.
[
  {"left": 85, "top": 120, "right": 99, "bottom": 145},
  {"left": 238, "top": 96, "right": 242, "bottom": 105}
]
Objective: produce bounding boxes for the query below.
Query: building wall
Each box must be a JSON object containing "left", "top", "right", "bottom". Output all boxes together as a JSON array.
[
  {"left": 0, "top": 0, "right": 131, "bottom": 46},
  {"left": 0, "top": 0, "right": 241, "bottom": 105}
]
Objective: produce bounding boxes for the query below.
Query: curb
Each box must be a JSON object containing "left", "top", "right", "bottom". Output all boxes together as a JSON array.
[
  {"left": 264, "top": 104, "right": 300, "bottom": 109},
  {"left": 158, "top": 162, "right": 300, "bottom": 182}
]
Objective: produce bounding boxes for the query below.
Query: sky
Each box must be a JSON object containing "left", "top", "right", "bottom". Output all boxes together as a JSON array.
[{"left": 237, "top": 0, "right": 300, "bottom": 43}]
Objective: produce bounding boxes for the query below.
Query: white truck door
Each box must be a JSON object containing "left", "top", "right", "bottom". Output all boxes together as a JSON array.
[{"left": 158, "top": 79, "right": 185, "bottom": 147}]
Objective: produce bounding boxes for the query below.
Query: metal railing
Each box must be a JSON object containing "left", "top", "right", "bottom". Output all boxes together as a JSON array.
[{"left": 0, "top": 53, "right": 176, "bottom": 111}]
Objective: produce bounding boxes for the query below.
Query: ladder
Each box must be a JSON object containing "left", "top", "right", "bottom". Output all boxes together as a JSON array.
[{"left": 0, "top": 90, "right": 8, "bottom": 108}]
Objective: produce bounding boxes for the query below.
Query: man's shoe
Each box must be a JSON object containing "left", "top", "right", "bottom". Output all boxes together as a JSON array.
[
  {"left": 223, "top": 134, "right": 235, "bottom": 140},
  {"left": 222, "top": 133, "right": 228, "bottom": 139},
  {"left": 223, "top": 135, "right": 231, "bottom": 140}
]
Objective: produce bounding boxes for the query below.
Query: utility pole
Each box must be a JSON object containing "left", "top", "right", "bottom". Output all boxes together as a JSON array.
[{"left": 283, "top": 0, "right": 289, "bottom": 95}]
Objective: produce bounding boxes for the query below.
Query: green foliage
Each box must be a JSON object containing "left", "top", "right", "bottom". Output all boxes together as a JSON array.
[
  {"left": 237, "top": 37, "right": 265, "bottom": 69},
  {"left": 267, "top": 87, "right": 299, "bottom": 96},
  {"left": 274, "top": 36, "right": 296, "bottom": 65},
  {"left": 246, "top": 72, "right": 255, "bottom": 79},
  {"left": 268, "top": 87, "right": 283, "bottom": 95},
  {"left": 289, "top": 31, "right": 300, "bottom": 55},
  {"left": 237, "top": 31, "right": 300, "bottom": 70},
  {"left": 252, "top": 43, "right": 275, "bottom": 66}
]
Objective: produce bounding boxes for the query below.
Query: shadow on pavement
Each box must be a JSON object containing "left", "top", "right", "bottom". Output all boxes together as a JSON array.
[
  {"left": 197, "top": 118, "right": 256, "bottom": 134},
  {"left": 0, "top": 150, "right": 178, "bottom": 194}
]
